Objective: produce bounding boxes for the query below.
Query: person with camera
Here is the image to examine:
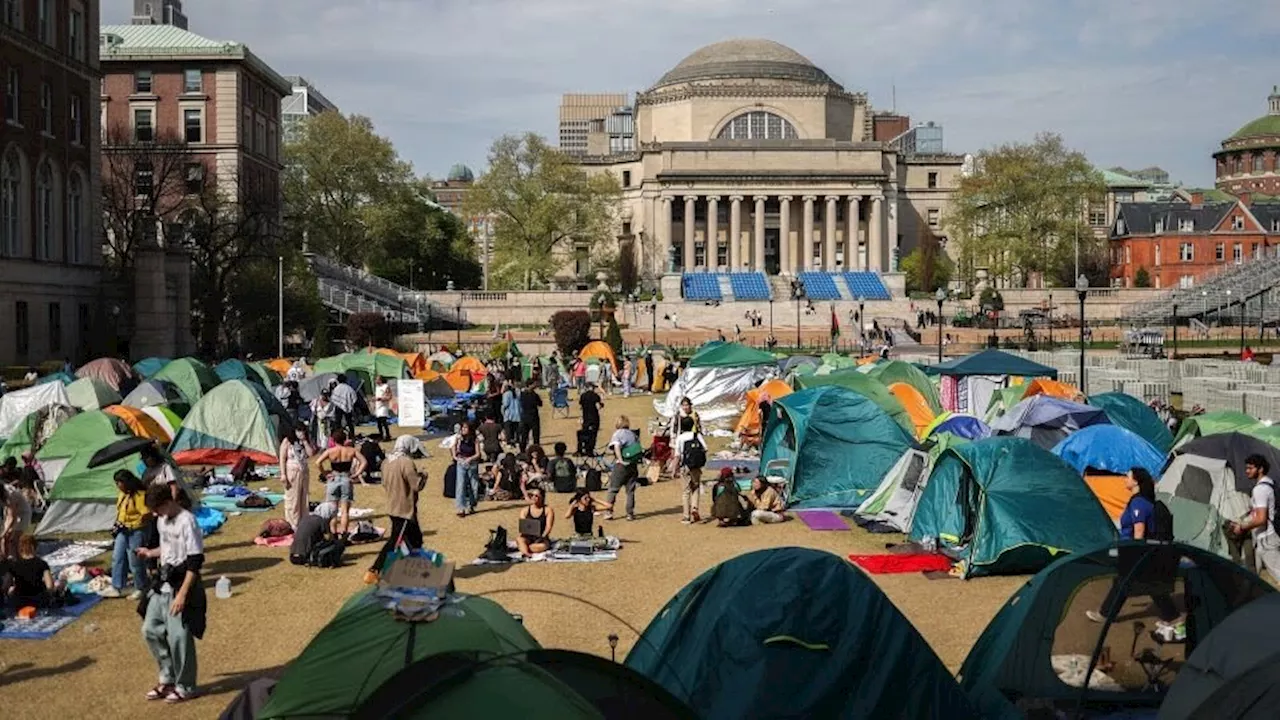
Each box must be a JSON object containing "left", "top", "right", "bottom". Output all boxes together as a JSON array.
[
  {"left": 104, "top": 470, "right": 151, "bottom": 600},
  {"left": 136, "top": 483, "right": 205, "bottom": 704}
]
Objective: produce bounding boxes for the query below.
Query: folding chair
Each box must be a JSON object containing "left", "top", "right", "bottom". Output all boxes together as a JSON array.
[{"left": 550, "top": 386, "right": 570, "bottom": 418}]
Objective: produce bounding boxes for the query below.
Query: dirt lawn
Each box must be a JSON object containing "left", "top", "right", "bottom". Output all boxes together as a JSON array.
[{"left": 0, "top": 392, "right": 1025, "bottom": 719}]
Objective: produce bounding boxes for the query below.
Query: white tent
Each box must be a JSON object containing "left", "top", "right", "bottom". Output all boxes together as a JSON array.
[
  {"left": 654, "top": 365, "right": 772, "bottom": 423},
  {"left": 0, "top": 383, "right": 70, "bottom": 439},
  {"left": 854, "top": 449, "right": 931, "bottom": 533}
]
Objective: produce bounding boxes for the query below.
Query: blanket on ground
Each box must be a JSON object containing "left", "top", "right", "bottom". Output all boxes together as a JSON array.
[
  {"left": 38, "top": 541, "right": 112, "bottom": 572},
  {"left": 0, "top": 593, "right": 103, "bottom": 640},
  {"left": 472, "top": 536, "right": 621, "bottom": 565},
  {"left": 848, "top": 553, "right": 954, "bottom": 575}
]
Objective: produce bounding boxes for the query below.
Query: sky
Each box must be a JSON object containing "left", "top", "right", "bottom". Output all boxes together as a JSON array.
[{"left": 105, "top": 0, "right": 1280, "bottom": 186}]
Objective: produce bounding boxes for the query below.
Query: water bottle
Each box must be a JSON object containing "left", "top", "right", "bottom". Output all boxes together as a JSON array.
[{"left": 215, "top": 576, "right": 232, "bottom": 599}]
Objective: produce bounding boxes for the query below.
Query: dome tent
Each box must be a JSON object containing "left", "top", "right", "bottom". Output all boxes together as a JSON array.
[
  {"left": 865, "top": 359, "right": 942, "bottom": 413},
  {"left": 76, "top": 357, "right": 138, "bottom": 392},
  {"left": 792, "top": 367, "right": 914, "bottom": 433},
  {"left": 132, "top": 356, "right": 170, "bottom": 379},
  {"left": 989, "top": 395, "right": 1111, "bottom": 450},
  {"left": 1051, "top": 424, "right": 1166, "bottom": 479},
  {"left": 35, "top": 411, "right": 148, "bottom": 535},
  {"left": 64, "top": 376, "right": 123, "bottom": 411},
  {"left": 151, "top": 357, "right": 222, "bottom": 406},
  {"left": 922, "top": 412, "right": 992, "bottom": 441},
  {"left": 122, "top": 379, "right": 190, "bottom": 416},
  {"left": 734, "top": 378, "right": 792, "bottom": 441},
  {"left": 0, "top": 382, "right": 70, "bottom": 440},
  {"left": 626, "top": 547, "right": 979, "bottom": 719},
  {"left": 1089, "top": 391, "right": 1174, "bottom": 452},
  {"left": 0, "top": 404, "right": 77, "bottom": 463},
  {"left": 214, "top": 358, "right": 279, "bottom": 387},
  {"left": 169, "top": 380, "right": 293, "bottom": 467},
  {"left": 655, "top": 342, "right": 775, "bottom": 422},
  {"left": 1171, "top": 410, "right": 1259, "bottom": 449},
  {"left": 577, "top": 340, "right": 618, "bottom": 371}
]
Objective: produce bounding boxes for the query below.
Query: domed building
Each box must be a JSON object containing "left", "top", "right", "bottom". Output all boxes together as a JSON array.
[
  {"left": 1215, "top": 86, "right": 1280, "bottom": 195},
  {"left": 579, "top": 38, "right": 965, "bottom": 293}
]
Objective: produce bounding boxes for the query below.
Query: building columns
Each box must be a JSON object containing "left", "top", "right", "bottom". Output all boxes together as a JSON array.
[
  {"left": 683, "top": 195, "right": 696, "bottom": 271},
  {"left": 706, "top": 196, "right": 720, "bottom": 269},
  {"left": 659, "top": 197, "right": 672, "bottom": 274},
  {"left": 779, "top": 196, "right": 793, "bottom": 275},
  {"left": 886, "top": 190, "right": 899, "bottom": 271},
  {"left": 824, "top": 196, "right": 838, "bottom": 271},
  {"left": 729, "top": 195, "right": 743, "bottom": 270},
  {"left": 802, "top": 196, "right": 816, "bottom": 271},
  {"left": 753, "top": 196, "right": 767, "bottom": 272},
  {"left": 847, "top": 196, "right": 862, "bottom": 271},
  {"left": 869, "top": 195, "right": 884, "bottom": 272}
]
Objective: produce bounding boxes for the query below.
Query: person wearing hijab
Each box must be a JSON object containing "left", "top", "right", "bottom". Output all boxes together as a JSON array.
[{"left": 365, "top": 436, "right": 427, "bottom": 584}]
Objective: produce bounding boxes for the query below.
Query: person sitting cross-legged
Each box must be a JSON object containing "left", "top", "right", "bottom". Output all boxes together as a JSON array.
[
  {"left": 516, "top": 487, "right": 555, "bottom": 557},
  {"left": 744, "top": 476, "right": 786, "bottom": 525}
]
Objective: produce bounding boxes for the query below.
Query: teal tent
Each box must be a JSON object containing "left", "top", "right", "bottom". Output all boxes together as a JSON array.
[
  {"left": 927, "top": 348, "right": 1058, "bottom": 379},
  {"left": 959, "top": 542, "right": 1273, "bottom": 718},
  {"left": 1089, "top": 392, "right": 1174, "bottom": 452},
  {"left": 791, "top": 368, "right": 914, "bottom": 433},
  {"left": 133, "top": 357, "right": 170, "bottom": 379},
  {"left": 36, "top": 371, "right": 75, "bottom": 386},
  {"left": 760, "top": 386, "right": 915, "bottom": 508},
  {"left": 910, "top": 437, "right": 1116, "bottom": 577},
  {"left": 687, "top": 341, "right": 775, "bottom": 368},
  {"left": 626, "top": 547, "right": 980, "bottom": 719},
  {"left": 215, "top": 359, "right": 266, "bottom": 385}
]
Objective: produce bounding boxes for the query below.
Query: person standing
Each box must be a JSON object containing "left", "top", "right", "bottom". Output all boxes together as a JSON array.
[
  {"left": 365, "top": 436, "right": 427, "bottom": 583},
  {"left": 1086, "top": 468, "right": 1179, "bottom": 625},
  {"left": 622, "top": 356, "right": 633, "bottom": 398},
  {"left": 373, "top": 376, "right": 393, "bottom": 442},
  {"left": 477, "top": 412, "right": 504, "bottom": 463},
  {"left": 1230, "top": 454, "right": 1280, "bottom": 583},
  {"left": 501, "top": 381, "right": 522, "bottom": 448},
  {"left": 137, "top": 484, "right": 206, "bottom": 704},
  {"left": 577, "top": 383, "right": 604, "bottom": 457},
  {"left": 1, "top": 482, "right": 32, "bottom": 559},
  {"left": 518, "top": 380, "right": 543, "bottom": 449},
  {"left": 485, "top": 380, "right": 503, "bottom": 427},
  {"left": 328, "top": 376, "right": 359, "bottom": 439},
  {"left": 452, "top": 420, "right": 481, "bottom": 517},
  {"left": 643, "top": 352, "right": 654, "bottom": 393},
  {"left": 310, "top": 391, "right": 336, "bottom": 446},
  {"left": 604, "top": 416, "right": 641, "bottom": 521},
  {"left": 315, "top": 430, "right": 366, "bottom": 537},
  {"left": 670, "top": 397, "right": 705, "bottom": 524},
  {"left": 278, "top": 425, "right": 315, "bottom": 531},
  {"left": 107, "top": 470, "right": 150, "bottom": 599}
]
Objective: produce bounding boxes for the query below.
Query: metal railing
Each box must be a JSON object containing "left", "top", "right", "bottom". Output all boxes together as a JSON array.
[
  {"left": 1123, "top": 252, "right": 1280, "bottom": 325},
  {"left": 307, "top": 253, "right": 466, "bottom": 327}
]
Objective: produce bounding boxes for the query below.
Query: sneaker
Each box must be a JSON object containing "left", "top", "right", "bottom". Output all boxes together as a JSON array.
[
  {"left": 626, "top": 514, "right": 636, "bottom": 521},
  {"left": 603, "top": 513, "right": 614, "bottom": 521},
  {"left": 98, "top": 586, "right": 121, "bottom": 599},
  {"left": 680, "top": 517, "right": 692, "bottom": 525},
  {"left": 128, "top": 589, "right": 144, "bottom": 601},
  {"left": 1084, "top": 610, "right": 1106, "bottom": 624},
  {"left": 362, "top": 570, "right": 380, "bottom": 585}
]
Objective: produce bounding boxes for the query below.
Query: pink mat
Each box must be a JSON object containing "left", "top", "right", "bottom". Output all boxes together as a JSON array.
[
  {"left": 253, "top": 534, "right": 293, "bottom": 548},
  {"left": 795, "top": 510, "right": 849, "bottom": 531}
]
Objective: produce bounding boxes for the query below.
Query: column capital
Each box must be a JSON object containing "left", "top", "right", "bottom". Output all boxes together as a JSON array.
[
  {"left": 802, "top": 195, "right": 817, "bottom": 202},
  {"left": 683, "top": 195, "right": 698, "bottom": 202},
  {"left": 706, "top": 195, "right": 721, "bottom": 202},
  {"left": 753, "top": 195, "right": 768, "bottom": 203},
  {"left": 825, "top": 195, "right": 840, "bottom": 203},
  {"left": 728, "top": 195, "right": 744, "bottom": 203},
  {"left": 661, "top": 195, "right": 673, "bottom": 204},
  {"left": 779, "top": 195, "right": 794, "bottom": 202},
  {"left": 871, "top": 194, "right": 885, "bottom": 203}
]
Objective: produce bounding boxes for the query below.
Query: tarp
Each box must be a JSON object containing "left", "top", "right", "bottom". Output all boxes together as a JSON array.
[
  {"left": 654, "top": 365, "right": 773, "bottom": 422},
  {"left": 760, "top": 386, "right": 916, "bottom": 509},
  {"left": 910, "top": 437, "right": 1117, "bottom": 577},
  {"left": 76, "top": 357, "right": 138, "bottom": 392},
  {"left": 734, "top": 379, "right": 793, "bottom": 440},
  {"left": 1172, "top": 411, "right": 1260, "bottom": 449},
  {"left": 152, "top": 358, "right": 221, "bottom": 406},
  {"left": 1089, "top": 391, "right": 1175, "bottom": 452},
  {"left": 0, "top": 383, "right": 70, "bottom": 440},
  {"left": 169, "top": 380, "right": 291, "bottom": 466},
  {"left": 35, "top": 411, "right": 143, "bottom": 535},
  {"left": 577, "top": 341, "right": 618, "bottom": 371},
  {"left": 0, "top": 404, "right": 76, "bottom": 463},
  {"left": 132, "top": 357, "right": 171, "bottom": 379},
  {"left": 1051, "top": 424, "right": 1166, "bottom": 479},
  {"left": 104, "top": 405, "right": 172, "bottom": 444},
  {"left": 626, "top": 547, "right": 980, "bottom": 720},
  {"left": 866, "top": 360, "right": 943, "bottom": 413},
  {"left": 960, "top": 542, "right": 1273, "bottom": 719},
  {"left": 1020, "top": 377, "right": 1079, "bottom": 402},
  {"left": 791, "top": 368, "right": 914, "bottom": 434},
  {"left": 64, "top": 376, "right": 123, "bottom": 411},
  {"left": 989, "top": 395, "right": 1112, "bottom": 450},
  {"left": 927, "top": 348, "right": 1058, "bottom": 379},
  {"left": 687, "top": 342, "right": 776, "bottom": 369},
  {"left": 923, "top": 412, "right": 992, "bottom": 441},
  {"left": 888, "top": 382, "right": 936, "bottom": 438}
]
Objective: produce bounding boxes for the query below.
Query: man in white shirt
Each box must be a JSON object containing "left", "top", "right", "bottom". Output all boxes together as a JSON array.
[
  {"left": 373, "top": 376, "right": 392, "bottom": 442},
  {"left": 137, "top": 483, "right": 205, "bottom": 703},
  {"left": 1230, "top": 454, "right": 1280, "bottom": 582}
]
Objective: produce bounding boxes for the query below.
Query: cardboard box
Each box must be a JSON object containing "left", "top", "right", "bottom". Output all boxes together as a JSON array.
[{"left": 379, "top": 556, "right": 455, "bottom": 593}]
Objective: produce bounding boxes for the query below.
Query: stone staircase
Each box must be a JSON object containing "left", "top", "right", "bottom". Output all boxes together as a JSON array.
[{"left": 717, "top": 275, "right": 735, "bottom": 302}]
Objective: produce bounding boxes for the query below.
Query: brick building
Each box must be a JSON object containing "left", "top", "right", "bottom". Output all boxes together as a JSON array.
[
  {"left": 0, "top": 0, "right": 103, "bottom": 366},
  {"left": 1215, "top": 86, "right": 1280, "bottom": 195}
]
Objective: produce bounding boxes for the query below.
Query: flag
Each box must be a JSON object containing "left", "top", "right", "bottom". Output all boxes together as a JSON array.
[{"left": 830, "top": 304, "right": 840, "bottom": 338}]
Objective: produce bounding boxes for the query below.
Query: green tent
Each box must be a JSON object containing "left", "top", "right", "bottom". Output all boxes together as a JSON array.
[
  {"left": 169, "top": 380, "right": 291, "bottom": 467},
  {"left": 214, "top": 359, "right": 278, "bottom": 386},
  {"left": 818, "top": 352, "right": 856, "bottom": 371},
  {"left": 626, "top": 547, "right": 980, "bottom": 719},
  {"left": 36, "top": 371, "right": 75, "bottom": 386},
  {"left": 760, "top": 386, "right": 916, "bottom": 508},
  {"left": 313, "top": 352, "right": 410, "bottom": 391},
  {"left": 791, "top": 368, "right": 914, "bottom": 433},
  {"left": 1245, "top": 423, "right": 1280, "bottom": 446},
  {"left": 65, "top": 376, "right": 123, "bottom": 411},
  {"left": 0, "top": 404, "right": 77, "bottom": 463},
  {"left": 983, "top": 386, "right": 1026, "bottom": 423},
  {"left": 152, "top": 358, "right": 221, "bottom": 406},
  {"left": 687, "top": 342, "right": 775, "bottom": 368},
  {"left": 1172, "top": 410, "right": 1259, "bottom": 449},
  {"left": 35, "top": 410, "right": 144, "bottom": 535},
  {"left": 865, "top": 360, "right": 943, "bottom": 413},
  {"left": 132, "top": 357, "right": 171, "bottom": 379},
  {"left": 927, "top": 348, "right": 1058, "bottom": 379},
  {"left": 909, "top": 437, "right": 1116, "bottom": 578},
  {"left": 1089, "top": 391, "right": 1175, "bottom": 452},
  {"left": 959, "top": 542, "right": 1273, "bottom": 719}
]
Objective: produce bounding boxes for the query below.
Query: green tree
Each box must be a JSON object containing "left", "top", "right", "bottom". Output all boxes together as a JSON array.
[
  {"left": 311, "top": 318, "right": 332, "bottom": 357},
  {"left": 946, "top": 133, "right": 1104, "bottom": 289},
  {"left": 363, "top": 179, "right": 482, "bottom": 290},
  {"left": 464, "top": 133, "right": 621, "bottom": 290},
  {"left": 1134, "top": 266, "right": 1152, "bottom": 288},
  {"left": 605, "top": 316, "right": 624, "bottom": 357},
  {"left": 901, "top": 226, "right": 954, "bottom": 293}
]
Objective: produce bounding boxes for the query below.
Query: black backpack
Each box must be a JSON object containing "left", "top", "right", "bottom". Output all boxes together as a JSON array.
[
  {"left": 683, "top": 436, "right": 707, "bottom": 470},
  {"left": 443, "top": 462, "right": 458, "bottom": 498},
  {"left": 1150, "top": 500, "right": 1175, "bottom": 543},
  {"left": 551, "top": 458, "right": 577, "bottom": 493},
  {"left": 310, "top": 538, "right": 345, "bottom": 568},
  {"left": 584, "top": 466, "right": 603, "bottom": 492},
  {"left": 481, "top": 526, "right": 511, "bottom": 562}
]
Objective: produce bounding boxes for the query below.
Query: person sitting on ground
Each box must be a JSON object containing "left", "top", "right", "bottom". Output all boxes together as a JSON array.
[
  {"left": 4, "top": 534, "right": 57, "bottom": 608},
  {"left": 527, "top": 444, "right": 550, "bottom": 476},
  {"left": 488, "top": 453, "right": 522, "bottom": 501},
  {"left": 565, "top": 489, "right": 611, "bottom": 538},
  {"left": 315, "top": 429, "right": 366, "bottom": 538},
  {"left": 548, "top": 442, "right": 578, "bottom": 493},
  {"left": 357, "top": 435, "right": 385, "bottom": 481},
  {"left": 710, "top": 468, "right": 749, "bottom": 527},
  {"left": 517, "top": 487, "right": 555, "bottom": 557},
  {"left": 744, "top": 476, "right": 786, "bottom": 524}
]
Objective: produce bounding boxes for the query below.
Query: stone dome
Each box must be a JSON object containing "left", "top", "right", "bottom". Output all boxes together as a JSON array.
[
  {"left": 652, "top": 38, "right": 837, "bottom": 89},
  {"left": 447, "top": 163, "right": 474, "bottom": 183}
]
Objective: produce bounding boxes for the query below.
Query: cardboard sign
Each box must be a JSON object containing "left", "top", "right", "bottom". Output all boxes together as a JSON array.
[
  {"left": 379, "top": 556, "right": 455, "bottom": 593},
  {"left": 397, "top": 379, "right": 425, "bottom": 428}
]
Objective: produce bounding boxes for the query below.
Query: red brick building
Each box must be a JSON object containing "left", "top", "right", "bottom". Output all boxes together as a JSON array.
[
  {"left": 1109, "top": 194, "right": 1280, "bottom": 288},
  {"left": 1215, "top": 87, "right": 1280, "bottom": 195}
]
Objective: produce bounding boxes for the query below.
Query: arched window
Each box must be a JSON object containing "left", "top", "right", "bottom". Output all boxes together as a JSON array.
[
  {"left": 36, "top": 159, "right": 54, "bottom": 260},
  {"left": 0, "top": 148, "right": 19, "bottom": 257},
  {"left": 67, "top": 172, "right": 84, "bottom": 263},
  {"left": 716, "top": 111, "right": 798, "bottom": 141}
]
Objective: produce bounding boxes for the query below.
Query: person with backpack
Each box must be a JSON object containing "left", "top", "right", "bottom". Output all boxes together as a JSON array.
[
  {"left": 710, "top": 468, "right": 749, "bottom": 527},
  {"left": 1086, "top": 468, "right": 1179, "bottom": 626},
  {"left": 548, "top": 442, "right": 578, "bottom": 494},
  {"left": 501, "top": 381, "right": 522, "bottom": 448},
  {"left": 365, "top": 436, "right": 427, "bottom": 584},
  {"left": 670, "top": 397, "right": 705, "bottom": 524},
  {"left": 604, "top": 416, "right": 642, "bottom": 521},
  {"left": 1229, "top": 454, "right": 1280, "bottom": 582},
  {"left": 577, "top": 383, "right": 604, "bottom": 457},
  {"left": 518, "top": 380, "right": 543, "bottom": 449}
]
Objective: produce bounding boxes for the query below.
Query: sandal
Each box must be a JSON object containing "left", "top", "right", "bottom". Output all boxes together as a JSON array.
[
  {"left": 145, "top": 684, "right": 173, "bottom": 701},
  {"left": 164, "top": 688, "right": 194, "bottom": 704}
]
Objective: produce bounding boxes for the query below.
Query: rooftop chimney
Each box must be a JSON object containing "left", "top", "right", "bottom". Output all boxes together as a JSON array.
[
  {"left": 1270, "top": 85, "right": 1280, "bottom": 116},
  {"left": 1238, "top": 191, "right": 1253, "bottom": 207},
  {"left": 1190, "top": 191, "right": 1204, "bottom": 205}
]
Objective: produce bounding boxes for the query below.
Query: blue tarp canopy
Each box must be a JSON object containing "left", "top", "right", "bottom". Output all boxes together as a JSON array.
[
  {"left": 1051, "top": 424, "right": 1166, "bottom": 478},
  {"left": 927, "top": 349, "right": 1058, "bottom": 379}
]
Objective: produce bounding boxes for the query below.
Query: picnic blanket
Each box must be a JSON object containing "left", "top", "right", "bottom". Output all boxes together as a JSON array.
[
  {"left": 201, "top": 492, "right": 285, "bottom": 513},
  {"left": 38, "top": 540, "right": 112, "bottom": 572},
  {"left": 195, "top": 506, "right": 226, "bottom": 536},
  {"left": 253, "top": 534, "right": 294, "bottom": 548},
  {"left": 0, "top": 593, "right": 103, "bottom": 640},
  {"left": 472, "top": 536, "right": 621, "bottom": 565},
  {"left": 795, "top": 510, "right": 849, "bottom": 531},
  {"left": 848, "top": 553, "right": 954, "bottom": 575}
]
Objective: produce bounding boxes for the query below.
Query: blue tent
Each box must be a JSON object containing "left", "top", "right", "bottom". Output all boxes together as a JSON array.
[
  {"left": 990, "top": 395, "right": 1111, "bottom": 449},
  {"left": 626, "top": 547, "right": 980, "bottom": 720},
  {"left": 132, "top": 357, "right": 171, "bottom": 379},
  {"left": 1051, "top": 424, "right": 1166, "bottom": 478},
  {"left": 1089, "top": 392, "right": 1174, "bottom": 452},
  {"left": 926, "top": 413, "right": 992, "bottom": 441}
]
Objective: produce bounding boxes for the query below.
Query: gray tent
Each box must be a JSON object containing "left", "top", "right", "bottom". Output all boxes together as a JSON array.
[
  {"left": 854, "top": 449, "right": 930, "bottom": 532},
  {"left": 122, "top": 379, "right": 187, "bottom": 411}
]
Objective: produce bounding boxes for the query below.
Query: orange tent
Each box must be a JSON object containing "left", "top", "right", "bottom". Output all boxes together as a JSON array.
[
  {"left": 1084, "top": 472, "right": 1129, "bottom": 526},
  {"left": 888, "top": 382, "right": 936, "bottom": 438},
  {"left": 856, "top": 355, "right": 879, "bottom": 366},
  {"left": 444, "top": 368, "right": 474, "bottom": 392},
  {"left": 414, "top": 368, "right": 444, "bottom": 382},
  {"left": 735, "top": 379, "right": 793, "bottom": 441},
  {"left": 104, "top": 404, "right": 172, "bottom": 443},
  {"left": 265, "top": 358, "right": 294, "bottom": 375},
  {"left": 372, "top": 348, "right": 429, "bottom": 378},
  {"left": 578, "top": 341, "right": 619, "bottom": 371},
  {"left": 451, "top": 356, "right": 487, "bottom": 375},
  {"left": 1021, "top": 378, "right": 1080, "bottom": 402}
]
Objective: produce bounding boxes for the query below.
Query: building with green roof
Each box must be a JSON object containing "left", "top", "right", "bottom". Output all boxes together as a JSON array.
[{"left": 1215, "top": 86, "right": 1280, "bottom": 196}]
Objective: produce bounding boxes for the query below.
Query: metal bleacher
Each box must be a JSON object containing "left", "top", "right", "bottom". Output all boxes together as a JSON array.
[
  {"left": 841, "top": 272, "right": 891, "bottom": 301},
  {"left": 728, "top": 272, "right": 772, "bottom": 300},
  {"left": 1123, "top": 251, "right": 1280, "bottom": 326},
  {"left": 681, "top": 273, "right": 722, "bottom": 301},
  {"left": 797, "top": 271, "right": 841, "bottom": 301},
  {"left": 307, "top": 253, "right": 465, "bottom": 328}
]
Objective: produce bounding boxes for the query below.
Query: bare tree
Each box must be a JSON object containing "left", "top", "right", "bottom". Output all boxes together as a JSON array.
[{"left": 100, "top": 126, "right": 196, "bottom": 267}]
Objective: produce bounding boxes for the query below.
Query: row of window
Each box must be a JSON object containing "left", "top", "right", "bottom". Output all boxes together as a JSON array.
[
  {"left": 1221, "top": 153, "right": 1273, "bottom": 176},
  {"left": 128, "top": 106, "right": 205, "bottom": 144},
  {"left": 0, "top": 148, "right": 90, "bottom": 262},
  {"left": 1117, "top": 241, "right": 1264, "bottom": 266},
  {"left": 11, "top": 301, "right": 92, "bottom": 357},
  {"left": 2, "top": 0, "right": 88, "bottom": 62},
  {"left": 132, "top": 68, "right": 204, "bottom": 95},
  {"left": 3, "top": 68, "right": 85, "bottom": 144}
]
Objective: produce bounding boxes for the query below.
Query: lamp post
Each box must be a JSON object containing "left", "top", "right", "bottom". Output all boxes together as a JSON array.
[
  {"left": 1240, "top": 295, "right": 1246, "bottom": 358},
  {"left": 650, "top": 299, "right": 657, "bottom": 345},
  {"left": 934, "top": 287, "right": 946, "bottom": 363},
  {"left": 1076, "top": 274, "right": 1089, "bottom": 390},
  {"left": 768, "top": 297, "right": 774, "bottom": 339},
  {"left": 792, "top": 280, "right": 805, "bottom": 350},
  {"left": 858, "top": 295, "right": 865, "bottom": 350},
  {"left": 277, "top": 255, "right": 284, "bottom": 358},
  {"left": 1170, "top": 291, "right": 1178, "bottom": 359},
  {"left": 1048, "top": 292, "right": 1054, "bottom": 349}
]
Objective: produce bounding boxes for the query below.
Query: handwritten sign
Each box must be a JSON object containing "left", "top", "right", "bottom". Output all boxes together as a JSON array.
[{"left": 397, "top": 380, "right": 425, "bottom": 428}]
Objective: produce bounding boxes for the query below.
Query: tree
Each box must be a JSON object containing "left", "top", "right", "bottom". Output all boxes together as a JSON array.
[
  {"left": 363, "top": 179, "right": 482, "bottom": 290},
  {"left": 346, "top": 312, "right": 390, "bottom": 348},
  {"left": 1133, "top": 267, "right": 1151, "bottom": 288},
  {"left": 311, "top": 318, "right": 332, "bottom": 358},
  {"left": 549, "top": 310, "right": 592, "bottom": 358},
  {"left": 464, "top": 133, "right": 621, "bottom": 290},
  {"left": 946, "top": 133, "right": 1104, "bottom": 289},
  {"left": 901, "top": 226, "right": 954, "bottom": 293},
  {"left": 226, "top": 254, "right": 324, "bottom": 357},
  {"left": 100, "top": 127, "right": 196, "bottom": 267},
  {"left": 605, "top": 317, "right": 624, "bottom": 357}
]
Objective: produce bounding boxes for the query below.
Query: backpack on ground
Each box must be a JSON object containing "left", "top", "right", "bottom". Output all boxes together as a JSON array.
[
  {"left": 310, "top": 538, "right": 345, "bottom": 568},
  {"left": 481, "top": 526, "right": 511, "bottom": 562},
  {"left": 584, "top": 465, "right": 603, "bottom": 492},
  {"left": 683, "top": 436, "right": 707, "bottom": 470},
  {"left": 551, "top": 458, "right": 577, "bottom": 493}
]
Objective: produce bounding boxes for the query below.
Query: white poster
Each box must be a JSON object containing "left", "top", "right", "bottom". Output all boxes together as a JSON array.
[{"left": 397, "top": 380, "right": 425, "bottom": 428}]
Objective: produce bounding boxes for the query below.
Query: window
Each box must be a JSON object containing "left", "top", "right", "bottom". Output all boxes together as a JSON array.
[
  {"left": 15, "top": 301, "right": 28, "bottom": 356},
  {"left": 134, "top": 70, "right": 153, "bottom": 94},
  {"left": 135, "top": 161, "right": 154, "bottom": 198},
  {"left": 183, "top": 108, "right": 202, "bottom": 143},
  {"left": 1179, "top": 218, "right": 1194, "bottom": 232},
  {"left": 69, "top": 95, "right": 81, "bottom": 144},
  {"left": 1115, "top": 192, "right": 1133, "bottom": 203},
  {"left": 255, "top": 116, "right": 266, "bottom": 154},
  {"left": 621, "top": 221, "right": 632, "bottom": 236},
  {"left": 1215, "top": 243, "right": 1225, "bottom": 261},
  {"left": 4, "top": 68, "right": 19, "bottom": 123},
  {"left": 716, "top": 111, "right": 799, "bottom": 140},
  {"left": 133, "top": 108, "right": 153, "bottom": 142},
  {"left": 47, "top": 303, "right": 60, "bottom": 353},
  {"left": 1254, "top": 155, "right": 1265, "bottom": 173},
  {"left": 67, "top": 173, "right": 83, "bottom": 262},
  {"left": 1179, "top": 275, "right": 1194, "bottom": 289},
  {"left": 2, "top": 0, "right": 18, "bottom": 27},
  {"left": 78, "top": 304, "right": 90, "bottom": 347},
  {"left": 927, "top": 208, "right": 940, "bottom": 227},
  {"left": 621, "top": 170, "right": 631, "bottom": 187},
  {"left": 35, "top": 160, "right": 53, "bottom": 260},
  {"left": 184, "top": 69, "right": 202, "bottom": 94},
  {"left": 0, "top": 148, "right": 19, "bottom": 256},
  {"left": 69, "top": 9, "right": 84, "bottom": 60},
  {"left": 184, "top": 162, "right": 204, "bottom": 194},
  {"left": 37, "top": 0, "right": 50, "bottom": 44},
  {"left": 1273, "top": 218, "right": 1280, "bottom": 232},
  {"left": 927, "top": 171, "right": 938, "bottom": 189},
  {"left": 1232, "top": 215, "right": 1244, "bottom": 230},
  {"left": 1124, "top": 246, "right": 1131, "bottom": 264},
  {"left": 1154, "top": 243, "right": 1161, "bottom": 266},
  {"left": 1180, "top": 243, "right": 1193, "bottom": 262},
  {"left": 1089, "top": 207, "right": 1107, "bottom": 226},
  {"left": 40, "top": 82, "right": 52, "bottom": 134},
  {"left": 1253, "top": 243, "right": 1261, "bottom": 260},
  {"left": 1234, "top": 243, "right": 1243, "bottom": 264}
]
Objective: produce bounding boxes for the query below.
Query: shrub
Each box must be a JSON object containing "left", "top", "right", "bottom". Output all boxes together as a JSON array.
[
  {"left": 605, "top": 316, "right": 624, "bottom": 357},
  {"left": 312, "top": 320, "right": 332, "bottom": 357},
  {"left": 346, "top": 312, "right": 389, "bottom": 348},
  {"left": 1134, "top": 267, "right": 1152, "bottom": 288},
  {"left": 549, "top": 310, "right": 592, "bottom": 358}
]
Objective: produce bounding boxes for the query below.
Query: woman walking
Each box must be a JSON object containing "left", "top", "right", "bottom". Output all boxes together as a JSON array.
[
  {"left": 670, "top": 396, "right": 705, "bottom": 524},
  {"left": 1085, "top": 468, "right": 1179, "bottom": 626},
  {"left": 278, "top": 425, "right": 316, "bottom": 530}
]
